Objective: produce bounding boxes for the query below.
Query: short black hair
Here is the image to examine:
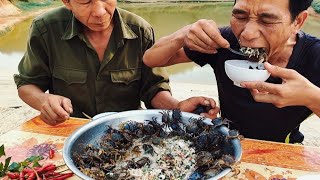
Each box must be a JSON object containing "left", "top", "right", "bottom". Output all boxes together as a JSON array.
[
  {"left": 234, "top": 0, "right": 313, "bottom": 22},
  {"left": 289, "top": 0, "right": 313, "bottom": 21}
]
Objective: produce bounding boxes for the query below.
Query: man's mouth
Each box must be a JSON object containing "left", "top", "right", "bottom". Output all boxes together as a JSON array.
[
  {"left": 92, "top": 22, "right": 107, "bottom": 25},
  {"left": 239, "top": 47, "right": 267, "bottom": 63}
]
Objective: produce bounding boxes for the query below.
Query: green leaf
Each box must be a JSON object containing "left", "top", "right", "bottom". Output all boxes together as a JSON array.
[
  {"left": 18, "top": 165, "right": 24, "bottom": 172},
  {"left": 4, "top": 157, "right": 11, "bottom": 172},
  {"left": 25, "top": 156, "right": 34, "bottom": 162},
  {"left": 8, "top": 162, "right": 20, "bottom": 172},
  {"left": 32, "top": 161, "right": 41, "bottom": 167},
  {"left": 0, "top": 157, "right": 12, "bottom": 177},
  {"left": 26, "top": 155, "right": 42, "bottom": 162},
  {"left": 0, "top": 145, "right": 5, "bottom": 157},
  {"left": 0, "top": 162, "right": 4, "bottom": 177},
  {"left": 20, "top": 161, "right": 29, "bottom": 167},
  {"left": 27, "top": 155, "right": 43, "bottom": 167}
]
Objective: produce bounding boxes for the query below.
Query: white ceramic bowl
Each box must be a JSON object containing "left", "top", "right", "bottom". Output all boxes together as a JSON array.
[{"left": 225, "top": 60, "right": 271, "bottom": 87}]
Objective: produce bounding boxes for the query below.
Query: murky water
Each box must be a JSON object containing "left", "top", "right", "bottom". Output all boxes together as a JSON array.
[{"left": 1, "top": 3, "right": 320, "bottom": 84}]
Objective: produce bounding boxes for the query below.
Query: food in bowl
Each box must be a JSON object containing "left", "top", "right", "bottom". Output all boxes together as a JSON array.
[
  {"left": 240, "top": 47, "right": 267, "bottom": 63},
  {"left": 225, "top": 60, "right": 271, "bottom": 87},
  {"left": 71, "top": 110, "right": 240, "bottom": 179}
]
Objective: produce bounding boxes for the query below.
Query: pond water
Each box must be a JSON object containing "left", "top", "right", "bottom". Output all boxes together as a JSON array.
[{"left": 1, "top": 2, "right": 320, "bottom": 85}]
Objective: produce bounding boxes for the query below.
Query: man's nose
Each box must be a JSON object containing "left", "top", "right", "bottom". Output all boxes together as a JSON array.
[
  {"left": 241, "top": 20, "right": 260, "bottom": 42},
  {"left": 91, "top": 1, "right": 106, "bottom": 17}
]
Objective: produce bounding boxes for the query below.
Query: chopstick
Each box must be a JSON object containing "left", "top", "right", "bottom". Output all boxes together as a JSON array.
[{"left": 82, "top": 112, "right": 92, "bottom": 120}]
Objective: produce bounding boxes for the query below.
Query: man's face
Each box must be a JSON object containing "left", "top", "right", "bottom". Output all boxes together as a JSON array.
[
  {"left": 230, "top": 0, "right": 297, "bottom": 59},
  {"left": 64, "top": 0, "right": 117, "bottom": 32}
]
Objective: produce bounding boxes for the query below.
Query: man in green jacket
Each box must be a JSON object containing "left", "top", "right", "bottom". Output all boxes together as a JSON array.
[{"left": 14, "top": 0, "right": 219, "bottom": 126}]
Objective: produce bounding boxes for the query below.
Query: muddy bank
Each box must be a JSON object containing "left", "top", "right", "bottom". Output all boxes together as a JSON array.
[
  {"left": 0, "top": 7, "right": 58, "bottom": 36},
  {"left": 0, "top": 0, "right": 20, "bottom": 16}
]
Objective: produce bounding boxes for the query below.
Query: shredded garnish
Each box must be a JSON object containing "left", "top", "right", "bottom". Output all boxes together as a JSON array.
[{"left": 118, "top": 137, "right": 196, "bottom": 180}]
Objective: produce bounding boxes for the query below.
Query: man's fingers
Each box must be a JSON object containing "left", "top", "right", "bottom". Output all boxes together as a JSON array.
[
  {"left": 39, "top": 112, "right": 57, "bottom": 126},
  {"left": 241, "top": 81, "right": 280, "bottom": 94},
  {"left": 195, "top": 97, "right": 217, "bottom": 109},
  {"left": 50, "top": 97, "right": 72, "bottom": 119},
  {"left": 206, "top": 98, "right": 217, "bottom": 109},
  {"left": 179, "top": 96, "right": 218, "bottom": 114},
  {"left": 198, "top": 98, "right": 220, "bottom": 118},
  {"left": 208, "top": 106, "right": 220, "bottom": 115},
  {"left": 187, "top": 36, "right": 218, "bottom": 54},
  {"left": 264, "top": 62, "right": 296, "bottom": 80},
  {"left": 187, "top": 19, "right": 229, "bottom": 53},
  {"left": 50, "top": 101, "right": 69, "bottom": 121},
  {"left": 250, "top": 91, "right": 280, "bottom": 105},
  {"left": 197, "top": 20, "right": 229, "bottom": 48},
  {"left": 43, "top": 99, "right": 69, "bottom": 124},
  {"left": 188, "top": 26, "right": 215, "bottom": 48},
  {"left": 62, "top": 98, "right": 73, "bottom": 114},
  {"left": 199, "top": 112, "right": 218, "bottom": 119},
  {"left": 203, "top": 27, "right": 229, "bottom": 48},
  {"left": 188, "top": 42, "right": 217, "bottom": 54},
  {"left": 42, "top": 103, "right": 62, "bottom": 122}
]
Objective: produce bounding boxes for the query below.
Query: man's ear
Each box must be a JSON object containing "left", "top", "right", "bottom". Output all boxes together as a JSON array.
[
  {"left": 61, "top": 0, "right": 72, "bottom": 10},
  {"left": 294, "top": 10, "right": 308, "bottom": 30}
]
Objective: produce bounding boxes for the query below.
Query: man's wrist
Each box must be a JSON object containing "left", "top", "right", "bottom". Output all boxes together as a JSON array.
[
  {"left": 305, "top": 85, "right": 320, "bottom": 115},
  {"left": 151, "top": 91, "right": 179, "bottom": 109}
]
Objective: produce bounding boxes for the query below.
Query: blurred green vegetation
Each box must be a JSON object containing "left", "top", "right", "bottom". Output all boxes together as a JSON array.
[
  {"left": 6, "top": 0, "right": 320, "bottom": 14},
  {"left": 312, "top": 0, "right": 320, "bottom": 13},
  {"left": 119, "top": 2, "right": 233, "bottom": 13},
  {"left": 11, "top": 0, "right": 62, "bottom": 11}
]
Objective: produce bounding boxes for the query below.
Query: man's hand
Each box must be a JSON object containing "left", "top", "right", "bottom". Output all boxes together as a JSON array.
[
  {"left": 241, "top": 62, "right": 318, "bottom": 108},
  {"left": 39, "top": 94, "right": 73, "bottom": 126},
  {"left": 178, "top": 96, "right": 220, "bottom": 119},
  {"left": 184, "top": 19, "right": 229, "bottom": 54}
]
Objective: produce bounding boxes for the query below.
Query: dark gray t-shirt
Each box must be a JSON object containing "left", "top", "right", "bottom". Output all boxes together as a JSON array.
[{"left": 184, "top": 27, "right": 320, "bottom": 142}]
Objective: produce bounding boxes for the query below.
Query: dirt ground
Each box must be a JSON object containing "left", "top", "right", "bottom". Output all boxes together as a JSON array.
[{"left": 0, "top": 0, "right": 58, "bottom": 35}]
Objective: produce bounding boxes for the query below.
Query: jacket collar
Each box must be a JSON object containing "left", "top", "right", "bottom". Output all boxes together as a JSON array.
[{"left": 61, "top": 8, "right": 137, "bottom": 41}]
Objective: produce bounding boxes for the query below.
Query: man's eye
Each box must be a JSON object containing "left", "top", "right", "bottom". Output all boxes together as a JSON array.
[
  {"left": 259, "top": 17, "right": 282, "bottom": 25},
  {"left": 232, "top": 15, "right": 248, "bottom": 21},
  {"left": 76, "top": 0, "right": 91, "bottom": 4}
]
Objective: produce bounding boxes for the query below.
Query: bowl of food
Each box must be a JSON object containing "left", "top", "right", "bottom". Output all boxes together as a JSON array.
[
  {"left": 63, "top": 109, "right": 242, "bottom": 179},
  {"left": 225, "top": 60, "right": 271, "bottom": 87}
]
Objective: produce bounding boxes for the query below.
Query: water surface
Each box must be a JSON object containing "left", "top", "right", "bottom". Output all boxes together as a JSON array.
[{"left": 1, "top": 3, "right": 319, "bottom": 84}]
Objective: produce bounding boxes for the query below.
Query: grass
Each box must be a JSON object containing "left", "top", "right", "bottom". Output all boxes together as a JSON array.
[
  {"left": 312, "top": 0, "right": 320, "bottom": 13},
  {"left": 12, "top": 0, "right": 62, "bottom": 11},
  {"left": 119, "top": 2, "right": 233, "bottom": 13}
]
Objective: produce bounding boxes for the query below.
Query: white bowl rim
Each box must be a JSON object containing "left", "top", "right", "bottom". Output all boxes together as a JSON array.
[{"left": 225, "top": 60, "right": 268, "bottom": 72}]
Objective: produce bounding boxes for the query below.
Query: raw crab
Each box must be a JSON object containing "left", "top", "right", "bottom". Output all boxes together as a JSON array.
[{"left": 240, "top": 47, "right": 267, "bottom": 63}]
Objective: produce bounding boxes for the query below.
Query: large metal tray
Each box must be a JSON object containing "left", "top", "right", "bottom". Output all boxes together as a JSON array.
[{"left": 63, "top": 109, "right": 242, "bottom": 179}]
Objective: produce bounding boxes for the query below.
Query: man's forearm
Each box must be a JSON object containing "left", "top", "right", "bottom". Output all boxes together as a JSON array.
[
  {"left": 143, "top": 25, "right": 190, "bottom": 67},
  {"left": 150, "top": 91, "right": 180, "bottom": 109},
  {"left": 18, "top": 84, "right": 47, "bottom": 111}
]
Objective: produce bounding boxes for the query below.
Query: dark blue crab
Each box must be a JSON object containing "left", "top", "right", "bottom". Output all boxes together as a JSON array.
[
  {"left": 211, "top": 117, "right": 231, "bottom": 128},
  {"left": 121, "top": 121, "right": 144, "bottom": 138},
  {"left": 160, "top": 109, "right": 185, "bottom": 134}
]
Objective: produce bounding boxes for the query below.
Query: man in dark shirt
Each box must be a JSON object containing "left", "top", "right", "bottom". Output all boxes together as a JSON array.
[
  {"left": 143, "top": 0, "right": 320, "bottom": 142},
  {"left": 14, "top": 0, "right": 219, "bottom": 126}
]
